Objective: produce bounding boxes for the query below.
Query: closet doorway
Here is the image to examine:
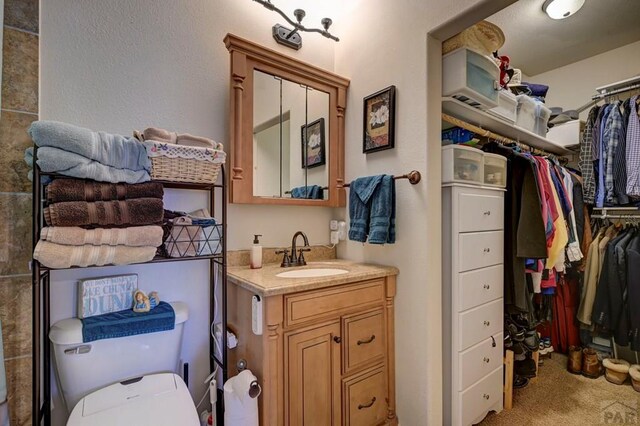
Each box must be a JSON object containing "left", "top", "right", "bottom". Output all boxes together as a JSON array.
[{"left": 429, "top": 1, "right": 640, "bottom": 425}]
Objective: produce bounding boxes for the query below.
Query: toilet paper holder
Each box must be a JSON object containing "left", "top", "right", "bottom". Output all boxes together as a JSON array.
[{"left": 237, "top": 359, "right": 262, "bottom": 399}]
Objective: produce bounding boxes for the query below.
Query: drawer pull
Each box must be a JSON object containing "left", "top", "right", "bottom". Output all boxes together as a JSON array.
[
  {"left": 483, "top": 357, "right": 490, "bottom": 363},
  {"left": 483, "top": 320, "right": 491, "bottom": 326},
  {"left": 358, "top": 397, "right": 376, "bottom": 410},
  {"left": 483, "top": 393, "right": 490, "bottom": 400},
  {"left": 333, "top": 336, "right": 342, "bottom": 344},
  {"left": 483, "top": 284, "right": 490, "bottom": 290},
  {"left": 483, "top": 248, "right": 491, "bottom": 253},
  {"left": 483, "top": 211, "right": 491, "bottom": 216},
  {"left": 357, "top": 335, "right": 376, "bottom": 345}
]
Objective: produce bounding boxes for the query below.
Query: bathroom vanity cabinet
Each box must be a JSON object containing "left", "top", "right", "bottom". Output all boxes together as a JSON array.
[{"left": 227, "top": 261, "right": 398, "bottom": 425}]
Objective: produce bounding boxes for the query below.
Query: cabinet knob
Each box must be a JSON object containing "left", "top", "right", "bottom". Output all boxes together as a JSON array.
[
  {"left": 483, "top": 320, "right": 491, "bottom": 327},
  {"left": 333, "top": 336, "right": 342, "bottom": 343},
  {"left": 483, "top": 357, "right": 490, "bottom": 363},
  {"left": 483, "top": 284, "right": 490, "bottom": 290},
  {"left": 483, "top": 211, "right": 491, "bottom": 216},
  {"left": 483, "top": 248, "right": 491, "bottom": 253},
  {"left": 483, "top": 393, "right": 490, "bottom": 400},
  {"left": 358, "top": 397, "right": 376, "bottom": 410}
]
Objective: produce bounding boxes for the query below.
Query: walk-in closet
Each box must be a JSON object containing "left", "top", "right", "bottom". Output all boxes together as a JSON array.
[{"left": 440, "top": 1, "right": 640, "bottom": 424}]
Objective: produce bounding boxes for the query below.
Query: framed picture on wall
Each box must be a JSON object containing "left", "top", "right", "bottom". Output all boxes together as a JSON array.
[
  {"left": 363, "top": 85, "right": 396, "bottom": 153},
  {"left": 301, "top": 117, "right": 326, "bottom": 168}
]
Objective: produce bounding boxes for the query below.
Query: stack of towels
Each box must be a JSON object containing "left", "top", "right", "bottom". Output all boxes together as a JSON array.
[
  {"left": 26, "top": 120, "right": 224, "bottom": 267},
  {"left": 33, "top": 178, "right": 165, "bottom": 268},
  {"left": 25, "top": 121, "right": 151, "bottom": 183}
]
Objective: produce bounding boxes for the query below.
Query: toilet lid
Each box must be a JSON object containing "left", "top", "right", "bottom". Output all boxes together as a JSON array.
[{"left": 67, "top": 373, "right": 199, "bottom": 426}]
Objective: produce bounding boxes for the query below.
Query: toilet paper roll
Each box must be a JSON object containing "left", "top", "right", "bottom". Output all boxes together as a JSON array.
[{"left": 224, "top": 370, "right": 259, "bottom": 426}]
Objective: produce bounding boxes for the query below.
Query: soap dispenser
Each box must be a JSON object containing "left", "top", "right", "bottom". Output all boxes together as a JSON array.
[{"left": 250, "top": 234, "right": 263, "bottom": 269}]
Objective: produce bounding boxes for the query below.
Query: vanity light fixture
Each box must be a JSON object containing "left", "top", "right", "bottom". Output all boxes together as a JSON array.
[
  {"left": 252, "top": 0, "right": 339, "bottom": 50},
  {"left": 542, "top": 0, "right": 585, "bottom": 20}
]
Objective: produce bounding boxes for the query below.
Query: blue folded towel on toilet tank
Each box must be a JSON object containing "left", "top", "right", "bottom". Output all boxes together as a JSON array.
[
  {"left": 348, "top": 174, "right": 395, "bottom": 244},
  {"left": 29, "top": 120, "right": 151, "bottom": 172},
  {"left": 81, "top": 302, "right": 175, "bottom": 343}
]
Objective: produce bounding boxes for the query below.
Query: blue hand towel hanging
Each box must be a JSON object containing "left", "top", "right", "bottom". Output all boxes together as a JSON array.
[{"left": 348, "top": 174, "right": 395, "bottom": 244}]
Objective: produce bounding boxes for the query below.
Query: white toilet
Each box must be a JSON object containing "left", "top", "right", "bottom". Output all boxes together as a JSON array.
[{"left": 49, "top": 301, "right": 200, "bottom": 425}]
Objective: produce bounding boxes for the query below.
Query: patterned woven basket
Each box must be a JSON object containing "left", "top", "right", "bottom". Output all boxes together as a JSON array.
[
  {"left": 149, "top": 156, "right": 221, "bottom": 184},
  {"left": 143, "top": 140, "right": 226, "bottom": 184}
]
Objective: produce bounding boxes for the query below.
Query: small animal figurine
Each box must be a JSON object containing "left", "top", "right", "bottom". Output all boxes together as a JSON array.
[
  {"left": 148, "top": 291, "right": 160, "bottom": 309},
  {"left": 133, "top": 290, "right": 151, "bottom": 313}
]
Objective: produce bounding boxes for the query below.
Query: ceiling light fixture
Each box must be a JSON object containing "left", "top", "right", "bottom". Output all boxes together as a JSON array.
[
  {"left": 542, "top": 0, "right": 585, "bottom": 20},
  {"left": 253, "top": 0, "right": 339, "bottom": 50}
]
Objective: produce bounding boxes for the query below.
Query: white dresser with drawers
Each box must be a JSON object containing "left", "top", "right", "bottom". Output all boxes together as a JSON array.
[{"left": 443, "top": 183, "right": 505, "bottom": 426}]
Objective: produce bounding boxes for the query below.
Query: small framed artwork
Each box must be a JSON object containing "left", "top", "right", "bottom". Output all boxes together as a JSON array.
[
  {"left": 363, "top": 85, "right": 396, "bottom": 153},
  {"left": 301, "top": 117, "right": 326, "bottom": 168}
]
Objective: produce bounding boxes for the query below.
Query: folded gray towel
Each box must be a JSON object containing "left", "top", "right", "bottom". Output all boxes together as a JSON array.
[
  {"left": 29, "top": 120, "right": 150, "bottom": 171},
  {"left": 25, "top": 147, "right": 150, "bottom": 184}
]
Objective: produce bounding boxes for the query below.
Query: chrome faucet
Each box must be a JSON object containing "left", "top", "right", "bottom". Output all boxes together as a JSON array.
[{"left": 276, "top": 231, "right": 311, "bottom": 267}]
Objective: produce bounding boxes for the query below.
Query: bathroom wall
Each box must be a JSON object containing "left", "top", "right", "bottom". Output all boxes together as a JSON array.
[
  {"left": 527, "top": 40, "right": 640, "bottom": 120},
  {"left": 39, "top": 0, "right": 341, "bottom": 422},
  {"left": 334, "top": 0, "right": 508, "bottom": 424},
  {"left": 0, "top": 0, "right": 38, "bottom": 424}
]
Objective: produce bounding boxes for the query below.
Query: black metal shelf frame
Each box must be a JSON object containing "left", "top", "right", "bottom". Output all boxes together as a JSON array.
[{"left": 31, "top": 150, "right": 228, "bottom": 425}]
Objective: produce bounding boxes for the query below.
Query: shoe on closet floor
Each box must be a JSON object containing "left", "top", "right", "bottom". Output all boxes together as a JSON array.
[
  {"left": 513, "top": 375, "right": 529, "bottom": 389},
  {"left": 523, "top": 330, "right": 540, "bottom": 351},
  {"left": 603, "top": 358, "right": 630, "bottom": 385},
  {"left": 629, "top": 365, "right": 640, "bottom": 392},
  {"left": 567, "top": 345, "right": 582, "bottom": 374},
  {"left": 582, "top": 348, "right": 602, "bottom": 379},
  {"left": 515, "top": 357, "right": 537, "bottom": 378},
  {"left": 512, "top": 342, "right": 527, "bottom": 361}
]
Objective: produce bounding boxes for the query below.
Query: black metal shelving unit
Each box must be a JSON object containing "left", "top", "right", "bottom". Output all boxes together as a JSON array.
[{"left": 31, "top": 151, "right": 228, "bottom": 425}]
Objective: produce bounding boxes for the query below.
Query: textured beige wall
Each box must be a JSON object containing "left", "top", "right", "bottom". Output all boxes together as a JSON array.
[{"left": 0, "top": 0, "right": 38, "bottom": 424}]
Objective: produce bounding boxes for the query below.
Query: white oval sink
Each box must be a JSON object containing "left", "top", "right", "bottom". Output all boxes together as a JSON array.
[{"left": 276, "top": 268, "right": 349, "bottom": 278}]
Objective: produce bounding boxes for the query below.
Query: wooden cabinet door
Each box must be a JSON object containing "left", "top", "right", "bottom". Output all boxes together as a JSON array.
[{"left": 286, "top": 322, "right": 341, "bottom": 426}]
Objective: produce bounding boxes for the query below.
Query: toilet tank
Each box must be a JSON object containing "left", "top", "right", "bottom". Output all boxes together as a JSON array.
[{"left": 49, "top": 301, "right": 189, "bottom": 412}]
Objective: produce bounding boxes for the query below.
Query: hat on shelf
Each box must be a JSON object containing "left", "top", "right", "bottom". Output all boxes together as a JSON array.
[{"left": 442, "top": 20, "right": 505, "bottom": 57}]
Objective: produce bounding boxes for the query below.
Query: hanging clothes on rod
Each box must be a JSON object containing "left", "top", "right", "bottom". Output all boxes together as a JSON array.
[
  {"left": 579, "top": 90, "right": 640, "bottom": 207},
  {"left": 482, "top": 142, "right": 586, "bottom": 326}
]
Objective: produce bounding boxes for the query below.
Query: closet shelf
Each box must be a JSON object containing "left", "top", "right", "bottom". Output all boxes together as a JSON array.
[{"left": 442, "top": 97, "right": 570, "bottom": 155}]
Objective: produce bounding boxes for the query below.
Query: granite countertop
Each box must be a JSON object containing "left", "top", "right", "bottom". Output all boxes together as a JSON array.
[{"left": 227, "top": 259, "right": 399, "bottom": 296}]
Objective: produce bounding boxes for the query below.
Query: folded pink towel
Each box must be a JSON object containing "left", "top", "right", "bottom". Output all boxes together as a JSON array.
[
  {"left": 40, "top": 226, "right": 163, "bottom": 247},
  {"left": 33, "top": 240, "right": 157, "bottom": 268},
  {"left": 135, "top": 127, "right": 216, "bottom": 149}
]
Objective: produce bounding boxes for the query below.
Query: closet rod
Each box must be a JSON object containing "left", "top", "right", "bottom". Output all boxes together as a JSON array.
[
  {"left": 441, "top": 113, "right": 555, "bottom": 157},
  {"left": 339, "top": 170, "right": 422, "bottom": 188},
  {"left": 592, "top": 82, "right": 640, "bottom": 100}
]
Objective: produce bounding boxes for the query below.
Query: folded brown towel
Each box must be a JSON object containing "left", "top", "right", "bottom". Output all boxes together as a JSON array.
[
  {"left": 33, "top": 240, "right": 157, "bottom": 268},
  {"left": 41, "top": 225, "right": 163, "bottom": 247},
  {"left": 45, "top": 179, "right": 164, "bottom": 203},
  {"left": 44, "top": 198, "right": 164, "bottom": 227}
]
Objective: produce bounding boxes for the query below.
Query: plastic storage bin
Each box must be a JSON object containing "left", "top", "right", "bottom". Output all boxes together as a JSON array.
[
  {"left": 443, "top": 48, "right": 500, "bottom": 110},
  {"left": 515, "top": 95, "right": 551, "bottom": 137},
  {"left": 547, "top": 119, "right": 584, "bottom": 148},
  {"left": 483, "top": 153, "right": 507, "bottom": 187},
  {"left": 442, "top": 145, "right": 484, "bottom": 185},
  {"left": 487, "top": 90, "right": 517, "bottom": 124}
]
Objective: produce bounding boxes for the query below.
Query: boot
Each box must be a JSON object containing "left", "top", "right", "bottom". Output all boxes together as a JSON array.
[
  {"left": 582, "top": 348, "right": 601, "bottom": 379},
  {"left": 567, "top": 345, "right": 582, "bottom": 374}
]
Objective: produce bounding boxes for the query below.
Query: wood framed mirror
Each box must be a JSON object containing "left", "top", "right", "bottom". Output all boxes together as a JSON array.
[{"left": 224, "top": 34, "right": 349, "bottom": 206}]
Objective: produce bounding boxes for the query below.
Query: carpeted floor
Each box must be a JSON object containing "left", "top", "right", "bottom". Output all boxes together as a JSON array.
[{"left": 479, "top": 353, "right": 640, "bottom": 426}]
